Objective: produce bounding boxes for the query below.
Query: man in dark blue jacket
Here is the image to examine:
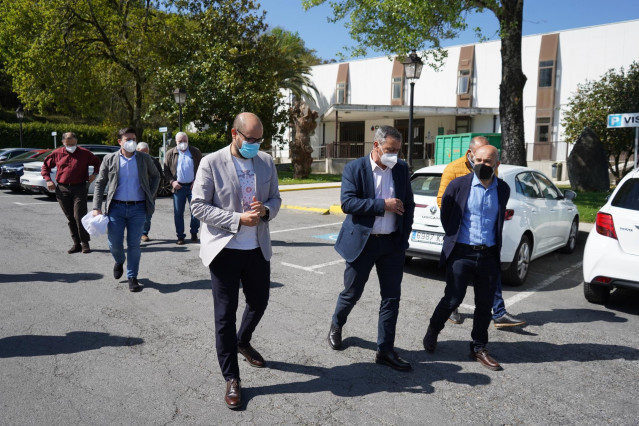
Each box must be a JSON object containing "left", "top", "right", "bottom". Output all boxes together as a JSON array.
[
  {"left": 423, "top": 145, "right": 509, "bottom": 371},
  {"left": 327, "top": 125, "right": 415, "bottom": 371}
]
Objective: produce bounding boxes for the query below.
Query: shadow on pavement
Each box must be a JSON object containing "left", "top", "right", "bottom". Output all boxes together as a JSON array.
[
  {"left": 138, "top": 278, "right": 284, "bottom": 293},
  {"left": 518, "top": 308, "right": 628, "bottom": 326},
  {"left": 0, "top": 272, "right": 103, "bottom": 284},
  {"left": 0, "top": 331, "right": 143, "bottom": 358}
]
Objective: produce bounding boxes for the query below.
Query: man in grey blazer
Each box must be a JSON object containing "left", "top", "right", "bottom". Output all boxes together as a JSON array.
[
  {"left": 191, "top": 112, "right": 281, "bottom": 410},
  {"left": 93, "top": 128, "right": 160, "bottom": 292}
]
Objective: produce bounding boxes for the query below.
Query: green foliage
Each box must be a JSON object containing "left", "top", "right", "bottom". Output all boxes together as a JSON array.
[
  {"left": 562, "top": 61, "right": 639, "bottom": 180},
  {"left": 558, "top": 185, "right": 611, "bottom": 223},
  {"left": 140, "top": 129, "right": 227, "bottom": 156},
  {"left": 278, "top": 170, "right": 342, "bottom": 185},
  {"left": 0, "top": 122, "right": 117, "bottom": 149}
]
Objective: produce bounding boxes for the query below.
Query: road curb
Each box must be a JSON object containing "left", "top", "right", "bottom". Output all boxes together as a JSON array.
[
  {"left": 279, "top": 184, "right": 341, "bottom": 192},
  {"left": 281, "top": 204, "right": 330, "bottom": 214}
]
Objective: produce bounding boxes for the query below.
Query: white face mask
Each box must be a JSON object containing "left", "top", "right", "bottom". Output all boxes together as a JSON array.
[
  {"left": 123, "top": 139, "right": 137, "bottom": 153},
  {"left": 65, "top": 145, "right": 77, "bottom": 153},
  {"left": 381, "top": 153, "right": 398, "bottom": 169},
  {"left": 177, "top": 142, "right": 188, "bottom": 151}
]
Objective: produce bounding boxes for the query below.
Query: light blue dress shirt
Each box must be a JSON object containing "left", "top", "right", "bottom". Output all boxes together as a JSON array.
[
  {"left": 176, "top": 149, "right": 195, "bottom": 183},
  {"left": 457, "top": 173, "right": 499, "bottom": 247},
  {"left": 113, "top": 152, "right": 145, "bottom": 202}
]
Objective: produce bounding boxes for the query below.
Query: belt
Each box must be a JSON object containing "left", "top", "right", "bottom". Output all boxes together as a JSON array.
[
  {"left": 178, "top": 181, "right": 193, "bottom": 186},
  {"left": 457, "top": 243, "right": 496, "bottom": 252},
  {"left": 112, "top": 199, "right": 145, "bottom": 205}
]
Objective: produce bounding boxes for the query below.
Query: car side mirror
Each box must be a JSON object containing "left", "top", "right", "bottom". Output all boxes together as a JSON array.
[{"left": 563, "top": 189, "right": 577, "bottom": 201}]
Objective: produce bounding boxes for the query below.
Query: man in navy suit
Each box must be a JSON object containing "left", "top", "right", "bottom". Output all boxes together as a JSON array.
[
  {"left": 423, "top": 145, "right": 509, "bottom": 371},
  {"left": 327, "top": 125, "right": 415, "bottom": 371}
]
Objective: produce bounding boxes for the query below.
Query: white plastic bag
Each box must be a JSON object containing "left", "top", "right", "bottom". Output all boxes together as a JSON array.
[{"left": 81, "top": 211, "right": 109, "bottom": 236}]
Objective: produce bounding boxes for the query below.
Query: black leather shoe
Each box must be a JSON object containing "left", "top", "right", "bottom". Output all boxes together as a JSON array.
[
  {"left": 176, "top": 238, "right": 185, "bottom": 245},
  {"left": 423, "top": 326, "right": 438, "bottom": 353},
  {"left": 224, "top": 379, "right": 242, "bottom": 409},
  {"left": 471, "top": 348, "right": 502, "bottom": 371},
  {"left": 448, "top": 308, "right": 462, "bottom": 324},
  {"left": 68, "top": 244, "right": 81, "bottom": 254},
  {"left": 328, "top": 324, "right": 343, "bottom": 350},
  {"left": 191, "top": 233, "right": 199, "bottom": 243},
  {"left": 375, "top": 350, "right": 412, "bottom": 371},
  {"left": 128, "top": 278, "right": 142, "bottom": 292},
  {"left": 238, "top": 343, "right": 266, "bottom": 368},
  {"left": 493, "top": 312, "right": 526, "bottom": 328},
  {"left": 113, "top": 263, "right": 124, "bottom": 279}
]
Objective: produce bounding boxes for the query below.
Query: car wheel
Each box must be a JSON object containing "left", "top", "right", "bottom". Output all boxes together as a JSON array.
[
  {"left": 558, "top": 218, "right": 578, "bottom": 254},
  {"left": 583, "top": 281, "right": 610, "bottom": 304},
  {"left": 503, "top": 235, "right": 531, "bottom": 287},
  {"left": 156, "top": 178, "right": 172, "bottom": 197}
]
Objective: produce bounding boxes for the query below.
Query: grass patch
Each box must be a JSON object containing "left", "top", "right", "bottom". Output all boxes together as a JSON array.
[
  {"left": 278, "top": 170, "right": 342, "bottom": 185},
  {"left": 558, "top": 185, "right": 611, "bottom": 223}
]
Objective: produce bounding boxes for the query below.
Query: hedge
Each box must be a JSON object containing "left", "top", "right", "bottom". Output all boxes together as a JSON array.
[{"left": 0, "top": 122, "right": 228, "bottom": 154}]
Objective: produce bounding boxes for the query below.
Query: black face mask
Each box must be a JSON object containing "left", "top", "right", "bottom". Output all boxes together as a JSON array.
[{"left": 473, "top": 163, "right": 494, "bottom": 180}]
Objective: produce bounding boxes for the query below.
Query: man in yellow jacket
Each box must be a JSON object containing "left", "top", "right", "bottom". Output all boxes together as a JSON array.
[{"left": 436, "top": 136, "right": 526, "bottom": 328}]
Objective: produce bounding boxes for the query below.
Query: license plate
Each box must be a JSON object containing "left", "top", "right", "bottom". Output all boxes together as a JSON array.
[{"left": 411, "top": 230, "right": 444, "bottom": 245}]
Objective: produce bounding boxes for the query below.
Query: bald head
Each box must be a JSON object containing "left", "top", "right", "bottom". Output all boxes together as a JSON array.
[
  {"left": 474, "top": 145, "right": 499, "bottom": 166},
  {"left": 233, "top": 112, "right": 263, "bottom": 134},
  {"left": 469, "top": 136, "right": 490, "bottom": 153}
]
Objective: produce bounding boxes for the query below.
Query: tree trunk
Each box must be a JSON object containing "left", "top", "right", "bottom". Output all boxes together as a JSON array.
[
  {"left": 495, "top": 0, "right": 527, "bottom": 166},
  {"left": 133, "top": 76, "right": 144, "bottom": 140},
  {"left": 290, "top": 100, "right": 318, "bottom": 179}
]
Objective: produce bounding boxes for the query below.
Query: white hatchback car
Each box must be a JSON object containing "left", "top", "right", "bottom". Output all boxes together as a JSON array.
[
  {"left": 20, "top": 152, "right": 110, "bottom": 197},
  {"left": 582, "top": 168, "right": 639, "bottom": 304},
  {"left": 407, "top": 164, "right": 579, "bottom": 286}
]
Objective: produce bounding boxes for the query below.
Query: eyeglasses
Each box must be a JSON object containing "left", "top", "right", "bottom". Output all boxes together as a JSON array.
[{"left": 236, "top": 129, "right": 263, "bottom": 145}]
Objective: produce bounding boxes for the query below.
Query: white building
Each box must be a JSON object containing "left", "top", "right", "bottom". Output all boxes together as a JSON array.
[{"left": 283, "top": 19, "right": 639, "bottom": 174}]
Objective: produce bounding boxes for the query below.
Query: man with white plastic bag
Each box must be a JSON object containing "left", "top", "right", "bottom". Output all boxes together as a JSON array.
[{"left": 81, "top": 212, "right": 108, "bottom": 236}]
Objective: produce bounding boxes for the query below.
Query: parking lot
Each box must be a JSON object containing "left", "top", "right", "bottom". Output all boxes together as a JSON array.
[{"left": 1, "top": 188, "right": 638, "bottom": 425}]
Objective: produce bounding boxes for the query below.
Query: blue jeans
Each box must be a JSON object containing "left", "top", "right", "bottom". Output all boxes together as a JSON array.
[
  {"left": 492, "top": 280, "right": 507, "bottom": 320},
  {"left": 429, "top": 245, "right": 499, "bottom": 351},
  {"left": 107, "top": 202, "right": 146, "bottom": 279},
  {"left": 142, "top": 213, "right": 152, "bottom": 236},
  {"left": 173, "top": 186, "right": 200, "bottom": 239},
  {"left": 332, "top": 234, "right": 404, "bottom": 352}
]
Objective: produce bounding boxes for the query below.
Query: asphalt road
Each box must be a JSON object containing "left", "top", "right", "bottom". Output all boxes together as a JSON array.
[{"left": 1, "top": 188, "right": 638, "bottom": 425}]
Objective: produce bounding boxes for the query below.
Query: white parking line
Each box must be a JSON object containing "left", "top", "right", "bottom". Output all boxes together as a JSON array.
[
  {"left": 281, "top": 259, "right": 345, "bottom": 275},
  {"left": 270, "top": 222, "right": 343, "bottom": 234},
  {"left": 13, "top": 202, "right": 51, "bottom": 206},
  {"left": 459, "top": 261, "right": 583, "bottom": 311}
]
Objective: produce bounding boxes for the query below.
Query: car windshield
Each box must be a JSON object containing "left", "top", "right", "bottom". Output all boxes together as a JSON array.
[
  {"left": 611, "top": 178, "right": 639, "bottom": 211},
  {"left": 11, "top": 151, "right": 40, "bottom": 160},
  {"left": 411, "top": 174, "right": 442, "bottom": 196},
  {"left": 35, "top": 151, "right": 53, "bottom": 160}
]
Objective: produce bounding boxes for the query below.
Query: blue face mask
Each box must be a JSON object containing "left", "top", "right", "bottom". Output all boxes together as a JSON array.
[{"left": 238, "top": 140, "right": 259, "bottom": 159}]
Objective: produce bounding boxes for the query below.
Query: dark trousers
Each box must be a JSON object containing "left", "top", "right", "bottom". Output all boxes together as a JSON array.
[
  {"left": 332, "top": 234, "right": 404, "bottom": 352},
  {"left": 429, "top": 245, "right": 500, "bottom": 351},
  {"left": 209, "top": 248, "right": 270, "bottom": 381},
  {"left": 55, "top": 183, "right": 90, "bottom": 245}
]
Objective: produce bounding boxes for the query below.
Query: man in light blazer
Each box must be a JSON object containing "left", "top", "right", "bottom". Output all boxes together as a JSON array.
[
  {"left": 92, "top": 128, "right": 160, "bottom": 292},
  {"left": 327, "top": 125, "right": 415, "bottom": 371},
  {"left": 191, "top": 112, "right": 281, "bottom": 410}
]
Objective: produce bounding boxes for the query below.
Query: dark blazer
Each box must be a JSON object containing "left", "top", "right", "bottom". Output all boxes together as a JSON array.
[
  {"left": 334, "top": 155, "right": 415, "bottom": 263},
  {"left": 439, "top": 172, "right": 510, "bottom": 267},
  {"left": 164, "top": 145, "right": 202, "bottom": 191}
]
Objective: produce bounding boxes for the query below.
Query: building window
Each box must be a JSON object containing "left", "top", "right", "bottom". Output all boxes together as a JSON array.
[
  {"left": 456, "top": 116, "right": 471, "bottom": 133},
  {"left": 457, "top": 70, "right": 470, "bottom": 94},
  {"left": 336, "top": 82, "right": 346, "bottom": 104},
  {"left": 536, "top": 117, "right": 551, "bottom": 142},
  {"left": 391, "top": 77, "right": 402, "bottom": 100},
  {"left": 539, "top": 60, "right": 554, "bottom": 87}
]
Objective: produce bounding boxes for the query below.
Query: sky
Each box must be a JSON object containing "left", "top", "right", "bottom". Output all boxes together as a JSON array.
[{"left": 256, "top": 0, "right": 639, "bottom": 61}]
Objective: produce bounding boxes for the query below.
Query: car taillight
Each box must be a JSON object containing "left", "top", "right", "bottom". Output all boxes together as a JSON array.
[
  {"left": 595, "top": 212, "right": 617, "bottom": 240},
  {"left": 593, "top": 276, "right": 612, "bottom": 284},
  {"left": 504, "top": 209, "right": 514, "bottom": 220},
  {"left": 415, "top": 204, "right": 428, "bottom": 208}
]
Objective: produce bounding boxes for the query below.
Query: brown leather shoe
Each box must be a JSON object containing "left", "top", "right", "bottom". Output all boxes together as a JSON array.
[
  {"left": 224, "top": 379, "right": 242, "bottom": 409},
  {"left": 68, "top": 244, "right": 81, "bottom": 254},
  {"left": 471, "top": 349, "right": 502, "bottom": 371},
  {"left": 81, "top": 243, "right": 91, "bottom": 253},
  {"left": 423, "top": 326, "right": 438, "bottom": 353},
  {"left": 176, "top": 238, "right": 185, "bottom": 245},
  {"left": 238, "top": 343, "right": 266, "bottom": 368}
]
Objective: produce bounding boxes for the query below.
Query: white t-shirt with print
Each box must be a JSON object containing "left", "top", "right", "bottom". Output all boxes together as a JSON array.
[{"left": 226, "top": 156, "right": 259, "bottom": 250}]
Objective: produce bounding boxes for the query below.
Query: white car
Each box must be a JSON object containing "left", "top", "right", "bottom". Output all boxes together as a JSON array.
[
  {"left": 20, "top": 152, "right": 110, "bottom": 197},
  {"left": 582, "top": 168, "right": 639, "bottom": 304},
  {"left": 407, "top": 164, "right": 579, "bottom": 286}
]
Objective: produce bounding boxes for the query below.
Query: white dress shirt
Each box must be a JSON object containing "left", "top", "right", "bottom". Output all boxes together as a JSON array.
[{"left": 369, "top": 153, "right": 397, "bottom": 234}]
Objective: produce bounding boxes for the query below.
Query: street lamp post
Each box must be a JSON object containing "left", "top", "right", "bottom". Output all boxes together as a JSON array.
[
  {"left": 173, "top": 88, "right": 187, "bottom": 132},
  {"left": 16, "top": 105, "right": 24, "bottom": 148},
  {"left": 402, "top": 51, "right": 424, "bottom": 170}
]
